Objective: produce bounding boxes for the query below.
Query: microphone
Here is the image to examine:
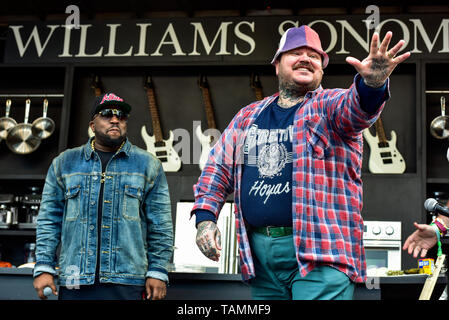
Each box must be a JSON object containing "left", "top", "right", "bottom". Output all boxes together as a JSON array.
[
  {"left": 43, "top": 287, "right": 53, "bottom": 297},
  {"left": 424, "top": 198, "right": 449, "bottom": 218}
]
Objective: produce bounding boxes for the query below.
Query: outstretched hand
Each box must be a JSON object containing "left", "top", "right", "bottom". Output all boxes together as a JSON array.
[
  {"left": 403, "top": 222, "right": 438, "bottom": 258},
  {"left": 346, "top": 31, "right": 411, "bottom": 88}
]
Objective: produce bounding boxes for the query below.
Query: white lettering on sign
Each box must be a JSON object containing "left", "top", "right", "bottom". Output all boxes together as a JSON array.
[
  {"left": 9, "top": 25, "right": 59, "bottom": 57},
  {"left": 7, "top": 18, "right": 449, "bottom": 60}
]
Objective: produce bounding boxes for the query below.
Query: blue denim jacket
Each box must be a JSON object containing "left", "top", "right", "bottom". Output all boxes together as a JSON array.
[{"left": 34, "top": 138, "right": 173, "bottom": 286}]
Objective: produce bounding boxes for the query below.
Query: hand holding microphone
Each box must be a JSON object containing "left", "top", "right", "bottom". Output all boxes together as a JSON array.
[
  {"left": 33, "top": 273, "right": 57, "bottom": 299},
  {"left": 424, "top": 198, "right": 449, "bottom": 236}
]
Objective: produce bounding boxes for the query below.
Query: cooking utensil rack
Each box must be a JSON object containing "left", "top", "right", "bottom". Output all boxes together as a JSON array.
[
  {"left": 0, "top": 94, "right": 64, "bottom": 98},
  {"left": 426, "top": 91, "right": 449, "bottom": 94}
]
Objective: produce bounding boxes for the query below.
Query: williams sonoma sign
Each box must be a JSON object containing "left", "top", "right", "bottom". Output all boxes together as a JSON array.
[{"left": 4, "top": 15, "right": 449, "bottom": 64}]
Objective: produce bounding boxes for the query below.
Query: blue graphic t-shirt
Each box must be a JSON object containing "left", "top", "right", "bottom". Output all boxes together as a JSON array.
[
  {"left": 194, "top": 78, "right": 387, "bottom": 227},
  {"left": 240, "top": 97, "right": 300, "bottom": 227}
]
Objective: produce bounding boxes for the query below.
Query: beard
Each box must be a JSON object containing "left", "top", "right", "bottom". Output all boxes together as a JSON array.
[
  {"left": 279, "top": 74, "right": 309, "bottom": 98},
  {"left": 278, "top": 62, "right": 323, "bottom": 97},
  {"left": 94, "top": 128, "right": 126, "bottom": 148}
]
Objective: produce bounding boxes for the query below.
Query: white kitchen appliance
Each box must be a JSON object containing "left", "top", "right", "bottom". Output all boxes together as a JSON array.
[{"left": 363, "top": 220, "right": 402, "bottom": 276}]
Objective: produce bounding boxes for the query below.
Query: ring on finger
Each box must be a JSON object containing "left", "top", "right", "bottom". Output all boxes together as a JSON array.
[{"left": 387, "top": 51, "right": 394, "bottom": 59}]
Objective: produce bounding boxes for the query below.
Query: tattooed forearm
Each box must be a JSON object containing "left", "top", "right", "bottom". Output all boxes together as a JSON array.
[{"left": 363, "top": 57, "right": 389, "bottom": 88}]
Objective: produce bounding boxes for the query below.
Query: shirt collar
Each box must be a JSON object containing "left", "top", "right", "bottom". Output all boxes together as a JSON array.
[{"left": 307, "top": 84, "right": 323, "bottom": 97}]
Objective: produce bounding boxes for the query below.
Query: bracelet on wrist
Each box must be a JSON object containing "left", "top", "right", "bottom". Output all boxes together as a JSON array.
[
  {"left": 430, "top": 223, "right": 443, "bottom": 257},
  {"left": 430, "top": 223, "right": 441, "bottom": 238},
  {"left": 433, "top": 218, "right": 448, "bottom": 236},
  {"left": 436, "top": 217, "right": 449, "bottom": 229}
]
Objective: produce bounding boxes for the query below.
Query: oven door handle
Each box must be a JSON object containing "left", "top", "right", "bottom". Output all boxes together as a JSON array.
[{"left": 363, "top": 240, "right": 401, "bottom": 248}]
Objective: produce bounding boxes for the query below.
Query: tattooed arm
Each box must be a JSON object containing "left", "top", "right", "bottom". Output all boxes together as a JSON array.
[
  {"left": 346, "top": 31, "right": 410, "bottom": 88},
  {"left": 196, "top": 220, "right": 222, "bottom": 261}
]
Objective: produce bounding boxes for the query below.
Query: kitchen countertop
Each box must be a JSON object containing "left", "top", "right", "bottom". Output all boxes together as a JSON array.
[
  {"left": 377, "top": 273, "right": 446, "bottom": 283},
  {"left": 1, "top": 267, "right": 445, "bottom": 283},
  {"left": 0, "top": 267, "right": 447, "bottom": 300},
  {"left": 0, "top": 267, "right": 243, "bottom": 281}
]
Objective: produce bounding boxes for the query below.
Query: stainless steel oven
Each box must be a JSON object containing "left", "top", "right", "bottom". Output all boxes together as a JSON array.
[{"left": 363, "top": 221, "right": 402, "bottom": 276}]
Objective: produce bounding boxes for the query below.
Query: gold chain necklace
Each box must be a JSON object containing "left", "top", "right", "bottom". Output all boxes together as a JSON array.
[
  {"left": 91, "top": 139, "right": 126, "bottom": 153},
  {"left": 91, "top": 139, "right": 126, "bottom": 184}
]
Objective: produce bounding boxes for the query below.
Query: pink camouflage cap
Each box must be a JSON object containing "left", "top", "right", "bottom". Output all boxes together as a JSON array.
[{"left": 271, "top": 25, "right": 329, "bottom": 68}]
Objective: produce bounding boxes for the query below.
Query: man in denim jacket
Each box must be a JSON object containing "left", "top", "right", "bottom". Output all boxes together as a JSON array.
[{"left": 33, "top": 93, "right": 173, "bottom": 300}]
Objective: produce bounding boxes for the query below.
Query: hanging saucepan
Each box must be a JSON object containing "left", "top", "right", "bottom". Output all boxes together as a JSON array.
[
  {"left": 31, "top": 99, "right": 55, "bottom": 139},
  {"left": 0, "top": 100, "right": 18, "bottom": 140},
  {"left": 430, "top": 97, "right": 449, "bottom": 139},
  {"left": 6, "top": 99, "right": 41, "bottom": 154}
]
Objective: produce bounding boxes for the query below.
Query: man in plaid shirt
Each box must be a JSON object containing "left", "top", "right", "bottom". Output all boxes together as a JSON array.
[{"left": 192, "top": 25, "right": 410, "bottom": 299}]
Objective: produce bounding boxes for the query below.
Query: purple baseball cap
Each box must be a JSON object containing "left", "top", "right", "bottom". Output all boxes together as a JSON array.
[{"left": 271, "top": 25, "right": 329, "bottom": 68}]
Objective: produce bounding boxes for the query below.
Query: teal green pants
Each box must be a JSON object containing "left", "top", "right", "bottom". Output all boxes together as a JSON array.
[{"left": 248, "top": 232, "right": 355, "bottom": 300}]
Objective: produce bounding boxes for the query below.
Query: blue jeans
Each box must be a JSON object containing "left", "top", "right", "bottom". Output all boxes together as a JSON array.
[{"left": 249, "top": 232, "right": 355, "bottom": 300}]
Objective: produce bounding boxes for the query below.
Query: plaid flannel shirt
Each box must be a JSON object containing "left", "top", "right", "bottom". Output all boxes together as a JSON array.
[{"left": 192, "top": 74, "right": 389, "bottom": 283}]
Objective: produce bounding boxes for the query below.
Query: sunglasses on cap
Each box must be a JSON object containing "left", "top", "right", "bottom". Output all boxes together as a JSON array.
[{"left": 96, "top": 108, "right": 129, "bottom": 120}]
